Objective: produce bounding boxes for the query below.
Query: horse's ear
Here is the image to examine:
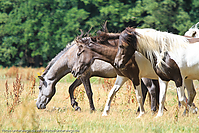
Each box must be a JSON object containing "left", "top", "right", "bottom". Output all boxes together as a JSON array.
[
  {"left": 77, "top": 29, "right": 84, "bottom": 40},
  {"left": 102, "top": 21, "right": 108, "bottom": 33},
  {"left": 196, "top": 22, "right": 199, "bottom": 29},
  {"left": 38, "top": 76, "right": 45, "bottom": 81},
  {"left": 85, "top": 27, "right": 92, "bottom": 37},
  {"left": 76, "top": 39, "right": 80, "bottom": 45}
]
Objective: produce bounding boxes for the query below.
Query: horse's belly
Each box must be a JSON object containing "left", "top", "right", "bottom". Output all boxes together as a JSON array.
[
  {"left": 169, "top": 45, "right": 199, "bottom": 80},
  {"left": 181, "top": 65, "right": 199, "bottom": 80},
  {"left": 90, "top": 60, "right": 117, "bottom": 77},
  {"left": 135, "top": 52, "right": 158, "bottom": 79}
]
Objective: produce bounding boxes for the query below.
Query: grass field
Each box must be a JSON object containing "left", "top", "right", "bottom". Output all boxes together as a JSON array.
[{"left": 0, "top": 67, "right": 199, "bottom": 133}]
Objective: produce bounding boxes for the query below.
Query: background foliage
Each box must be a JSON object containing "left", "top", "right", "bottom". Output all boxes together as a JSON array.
[{"left": 0, "top": 0, "right": 198, "bottom": 67}]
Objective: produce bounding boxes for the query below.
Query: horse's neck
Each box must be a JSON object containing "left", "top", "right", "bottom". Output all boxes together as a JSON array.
[
  {"left": 43, "top": 45, "right": 77, "bottom": 82},
  {"left": 187, "top": 37, "right": 199, "bottom": 43},
  {"left": 91, "top": 43, "right": 117, "bottom": 64},
  {"left": 45, "top": 61, "right": 70, "bottom": 82}
]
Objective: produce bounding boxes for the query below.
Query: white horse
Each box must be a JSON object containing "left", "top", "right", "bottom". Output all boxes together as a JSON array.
[
  {"left": 185, "top": 22, "right": 199, "bottom": 38},
  {"left": 131, "top": 28, "right": 198, "bottom": 117}
]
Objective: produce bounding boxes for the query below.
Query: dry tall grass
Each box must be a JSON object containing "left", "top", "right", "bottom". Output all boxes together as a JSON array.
[{"left": 0, "top": 67, "right": 199, "bottom": 132}]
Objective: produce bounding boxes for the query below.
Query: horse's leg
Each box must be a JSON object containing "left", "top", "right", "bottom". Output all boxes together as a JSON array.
[
  {"left": 175, "top": 79, "right": 187, "bottom": 113},
  {"left": 135, "top": 79, "right": 145, "bottom": 118},
  {"left": 141, "top": 78, "right": 158, "bottom": 115},
  {"left": 184, "top": 79, "right": 197, "bottom": 114},
  {"left": 154, "top": 80, "right": 160, "bottom": 110},
  {"left": 136, "top": 79, "right": 148, "bottom": 113},
  {"left": 102, "top": 75, "right": 128, "bottom": 116},
  {"left": 156, "top": 78, "right": 168, "bottom": 117},
  {"left": 69, "top": 78, "right": 82, "bottom": 111},
  {"left": 156, "top": 52, "right": 185, "bottom": 116},
  {"left": 184, "top": 79, "right": 196, "bottom": 106},
  {"left": 148, "top": 79, "right": 159, "bottom": 114},
  {"left": 80, "top": 76, "right": 95, "bottom": 112}
]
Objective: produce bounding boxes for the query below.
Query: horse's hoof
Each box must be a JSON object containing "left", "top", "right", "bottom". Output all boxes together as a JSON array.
[
  {"left": 155, "top": 113, "right": 163, "bottom": 118},
  {"left": 102, "top": 112, "right": 108, "bottom": 116},
  {"left": 102, "top": 109, "right": 110, "bottom": 116},
  {"left": 75, "top": 107, "right": 81, "bottom": 111},
  {"left": 90, "top": 109, "right": 96, "bottom": 113},
  {"left": 192, "top": 107, "right": 198, "bottom": 114},
  {"left": 136, "top": 116, "right": 141, "bottom": 119},
  {"left": 193, "top": 108, "right": 198, "bottom": 114},
  {"left": 151, "top": 111, "right": 156, "bottom": 116},
  {"left": 102, "top": 113, "right": 108, "bottom": 116},
  {"left": 182, "top": 109, "right": 188, "bottom": 116},
  {"left": 155, "top": 115, "right": 160, "bottom": 118},
  {"left": 182, "top": 112, "right": 186, "bottom": 116},
  {"left": 136, "top": 113, "right": 144, "bottom": 119},
  {"left": 136, "top": 115, "right": 142, "bottom": 119}
]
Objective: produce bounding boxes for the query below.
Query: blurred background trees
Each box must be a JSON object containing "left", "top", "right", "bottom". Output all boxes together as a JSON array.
[{"left": 0, "top": 0, "right": 198, "bottom": 67}]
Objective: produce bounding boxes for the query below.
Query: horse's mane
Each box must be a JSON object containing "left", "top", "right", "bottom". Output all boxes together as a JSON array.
[
  {"left": 135, "top": 28, "right": 189, "bottom": 61},
  {"left": 119, "top": 27, "right": 138, "bottom": 49},
  {"left": 42, "top": 41, "right": 75, "bottom": 76},
  {"left": 76, "top": 30, "right": 120, "bottom": 47},
  {"left": 120, "top": 27, "right": 189, "bottom": 71},
  {"left": 96, "top": 31, "right": 120, "bottom": 42}
]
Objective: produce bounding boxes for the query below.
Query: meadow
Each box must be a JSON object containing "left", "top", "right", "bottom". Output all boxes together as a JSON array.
[{"left": 0, "top": 67, "right": 199, "bottom": 133}]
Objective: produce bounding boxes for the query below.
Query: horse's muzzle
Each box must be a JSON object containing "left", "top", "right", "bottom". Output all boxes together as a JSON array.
[
  {"left": 71, "top": 70, "right": 78, "bottom": 78},
  {"left": 36, "top": 103, "right": 46, "bottom": 109},
  {"left": 114, "top": 62, "right": 125, "bottom": 69}
]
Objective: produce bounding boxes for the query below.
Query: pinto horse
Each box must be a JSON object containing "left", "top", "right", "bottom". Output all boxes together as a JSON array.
[
  {"left": 36, "top": 38, "right": 160, "bottom": 115},
  {"left": 114, "top": 27, "right": 198, "bottom": 117},
  {"left": 71, "top": 30, "right": 182, "bottom": 117}
]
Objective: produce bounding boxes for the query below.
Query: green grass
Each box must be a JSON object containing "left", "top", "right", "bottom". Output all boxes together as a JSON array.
[{"left": 0, "top": 67, "right": 199, "bottom": 133}]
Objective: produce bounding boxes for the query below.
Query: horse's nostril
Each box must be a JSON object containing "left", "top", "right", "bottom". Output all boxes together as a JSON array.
[
  {"left": 71, "top": 70, "right": 75, "bottom": 75},
  {"left": 36, "top": 103, "right": 41, "bottom": 109},
  {"left": 71, "top": 70, "right": 77, "bottom": 77},
  {"left": 114, "top": 62, "right": 118, "bottom": 68}
]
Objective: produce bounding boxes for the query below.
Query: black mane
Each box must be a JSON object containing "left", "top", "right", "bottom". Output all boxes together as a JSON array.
[
  {"left": 120, "top": 27, "right": 138, "bottom": 50},
  {"left": 77, "top": 30, "right": 120, "bottom": 46}
]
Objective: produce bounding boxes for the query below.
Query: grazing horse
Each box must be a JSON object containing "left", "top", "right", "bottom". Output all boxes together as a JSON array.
[
  {"left": 36, "top": 41, "right": 117, "bottom": 111},
  {"left": 36, "top": 38, "right": 160, "bottom": 114},
  {"left": 114, "top": 27, "right": 198, "bottom": 117},
  {"left": 71, "top": 30, "right": 180, "bottom": 117}
]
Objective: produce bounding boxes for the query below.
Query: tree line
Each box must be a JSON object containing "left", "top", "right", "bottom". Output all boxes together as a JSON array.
[{"left": 0, "top": 0, "right": 198, "bottom": 67}]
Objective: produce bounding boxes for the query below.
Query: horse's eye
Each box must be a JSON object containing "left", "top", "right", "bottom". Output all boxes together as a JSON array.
[
  {"left": 77, "top": 52, "right": 81, "bottom": 56},
  {"left": 119, "top": 45, "right": 124, "bottom": 49},
  {"left": 77, "top": 50, "right": 84, "bottom": 56},
  {"left": 39, "top": 86, "right": 41, "bottom": 90}
]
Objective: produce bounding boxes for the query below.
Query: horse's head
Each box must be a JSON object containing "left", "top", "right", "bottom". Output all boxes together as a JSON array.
[
  {"left": 184, "top": 29, "right": 199, "bottom": 38},
  {"left": 185, "top": 22, "right": 199, "bottom": 38},
  {"left": 72, "top": 31, "right": 120, "bottom": 78},
  {"left": 114, "top": 27, "right": 138, "bottom": 69},
  {"left": 71, "top": 37, "right": 96, "bottom": 78},
  {"left": 36, "top": 75, "right": 56, "bottom": 109}
]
